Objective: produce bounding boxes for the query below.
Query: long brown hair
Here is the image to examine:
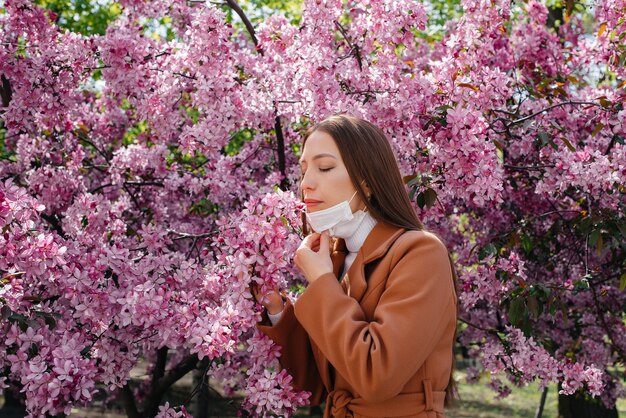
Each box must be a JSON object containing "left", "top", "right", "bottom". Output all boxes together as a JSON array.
[
  {"left": 301, "top": 114, "right": 423, "bottom": 232},
  {"left": 300, "top": 114, "right": 459, "bottom": 405}
]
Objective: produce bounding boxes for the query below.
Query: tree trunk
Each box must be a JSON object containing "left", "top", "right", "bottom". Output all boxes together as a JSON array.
[
  {"left": 192, "top": 366, "right": 209, "bottom": 418},
  {"left": 558, "top": 392, "right": 619, "bottom": 418},
  {"left": 0, "top": 387, "right": 27, "bottom": 418},
  {"left": 535, "top": 387, "right": 548, "bottom": 418}
]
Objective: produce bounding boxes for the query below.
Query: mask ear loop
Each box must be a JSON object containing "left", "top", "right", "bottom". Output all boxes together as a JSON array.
[
  {"left": 356, "top": 179, "right": 370, "bottom": 212},
  {"left": 300, "top": 188, "right": 312, "bottom": 236}
]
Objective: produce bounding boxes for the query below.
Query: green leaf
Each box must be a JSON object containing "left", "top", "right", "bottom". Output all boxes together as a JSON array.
[
  {"left": 416, "top": 191, "right": 426, "bottom": 209},
  {"left": 478, "top": 243, "right": 497, "bottom": 261},
  {"left": 43, "top": 314, "right": 57, "bottom": 330},
  {"left": 508, "top": 297, "right": 527, "bottom": 326},
  {"left": 1, "top": 305, "right": 12, "bottom": 320},
  {"left": 527, "top": 295, "right": 542, "bottom": 319},
  {"left": 573, "top": 277, "right": 590, "bottom": 293},
  {"left": 520, "top": 234, "right": 533, "bottom": 255},
  {"left": 595, "top": 232, "right": 603, "bottom": 256},
  {"left": 424, "top": 188, "right": 438, "bottom": 208},
  {"left": 537, "top": 78, "right": 551, "bottom": 90},
  {"left": 549, "top": 301, "right": 557, "bottom": 315},
  {"left": 619, "top": 273, "right": 626, "bottom": 291},
  {"left": 560, "top": 137, "right": 576, "bottom": 152},
  {"left": 566, "top": 75, "right": 579, "bottom": 84},
  {"left": 537, "top": 131, "right": 554, "bottom": 149},
  {"left": 591, "top": 123, "right": 604, "bottom": 137},
  {"left": 80, "top": 345, "right": 92, "bottom": 358},
  {"left": 457, "top": 83, "right": 480, "bottom": 91},
  {"left": 599, "top": 97, "right": 613, "bottom": 108},
  {"left": 589, "top": 228, "right": 600, "bottom": 246},
  {"left": 403, "top": 174, "right": 417, "bottom": 184}
]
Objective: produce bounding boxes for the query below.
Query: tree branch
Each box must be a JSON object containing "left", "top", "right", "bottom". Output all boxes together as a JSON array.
[
  {"left": 503, "top": 164, "right": 556, "bottom": 171},
  {"left": 167, "top": 229, "right": 216, "bottom": 240},
  {"left": 90, "top": 181, "right": 164, "bottom": 194},
  {"left": 334, "top": 20, "right": 363, "bottom": 71},
  {"left": 119, "top": 383, "right": 140, "bottom": 418},
  {"left": 495, "top": 101, "right": 606, "bottom": 128},
  {"left": 225, "top": 0, "right": 262, "bottom": 54},
  {"left": 589, "top": 283, "right": 626, "bottom": 362},
  {"left": 0, "top": 75, "right": 12, "bottom": 107},
  {"left": 152, "top": 347, "right": 169, "bottom": 388},
  {"left": 40, "top": 213, "right": 67, "bottom": 239},
  {"left": 274, "top": 111, "right": 288, "bottom": 191},
  {"left": 143, "top": 354, "right": 200, "bottom": 417},
  {"left": 77, "top": 136, "right": 111, "bottom": 162}
]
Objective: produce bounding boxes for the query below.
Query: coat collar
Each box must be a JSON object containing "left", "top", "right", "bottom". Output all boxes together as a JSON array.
[
  {"left": 360, "top": 220, "right": 407, "bottom": 264},
  {"left": 331, "top": 221, "right": 406, "bottom": 303}
]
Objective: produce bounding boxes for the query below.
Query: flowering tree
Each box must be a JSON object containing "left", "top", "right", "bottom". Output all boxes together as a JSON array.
[{"left": 0, "top": 0, "right": 625, "bottom": 417}]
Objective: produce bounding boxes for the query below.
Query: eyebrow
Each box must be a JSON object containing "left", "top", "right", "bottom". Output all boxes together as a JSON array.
[{"left": 299, "top": 153, "right": 337, "bottom": 165}]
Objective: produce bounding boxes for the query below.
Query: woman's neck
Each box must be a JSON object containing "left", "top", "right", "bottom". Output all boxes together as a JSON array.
[{"left": 343, "top": 211, "right": 378, "bottom": 253}]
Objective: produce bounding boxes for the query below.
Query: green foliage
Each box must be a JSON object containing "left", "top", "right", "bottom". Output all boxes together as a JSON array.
[
  {"left": 0, "top": 123, "right": 16, "bottom": 162},
  {"left": 15, "top": 36, "right": 28, "bottom": 59},
  {"left": 141, "top": 16, "right": 176, "bottom": 42},
  {"left": 420, "top": 0, "right": 463, "bottom": 41},
  {"left": 166, "top": 147, "right": 209, "bottom": 175},
  {"left": 477, "top": 203, "right": 626, "bottom": 341},
  {"left": 289, "top": 282, "right": 306, "bottom": 294},
  {"left": 404, "top": 172, "right": 443, "bottom": 209},
  {"left": 34, "top": 0, "right": 122, "bottom": 36},
  {"left": 223, "top": 127, "right": 255, "bottom": 156},
  {"left": 188, "top": 197, "right": 219, "bottom": 216},
  {"left": 239, "top": 0, "right": 303, "bottom": 26},
  {"left": 122, "top": 120, "right": 149, "bottom": 146}
]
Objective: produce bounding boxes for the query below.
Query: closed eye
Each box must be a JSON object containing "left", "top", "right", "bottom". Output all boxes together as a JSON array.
[{"left": 319, "top": 167, "right": 333, "bottom": 172}]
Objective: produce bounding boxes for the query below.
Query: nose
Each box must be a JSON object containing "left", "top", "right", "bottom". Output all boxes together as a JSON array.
[{"left": 300, "top": 170, "right": 315, "bottom": 194}]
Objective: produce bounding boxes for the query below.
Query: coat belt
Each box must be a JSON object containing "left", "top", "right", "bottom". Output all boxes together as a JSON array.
[{"left": 324, "top": 380, "right": 446, "bottom": 417}]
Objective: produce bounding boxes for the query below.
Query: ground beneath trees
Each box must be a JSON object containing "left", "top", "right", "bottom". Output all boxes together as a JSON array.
[{"left": 2, "top": 366, "right": 625, "bottom": 417}]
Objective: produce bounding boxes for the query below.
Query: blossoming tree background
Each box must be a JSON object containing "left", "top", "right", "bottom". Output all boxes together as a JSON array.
[{"left": 0, "top": 0, "right": 625, "bottom": 416}]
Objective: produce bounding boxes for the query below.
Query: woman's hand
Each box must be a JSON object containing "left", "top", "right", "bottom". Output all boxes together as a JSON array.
[
  {"left": 251, "top": 284, "right": 284, "bottom": 314},
  {"left": 294, "top": 231, "right": 334, "bottom": 284}
]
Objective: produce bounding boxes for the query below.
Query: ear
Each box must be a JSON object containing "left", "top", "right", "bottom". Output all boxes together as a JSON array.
[{"left": 361, "top": 180, "right": 372, "bottom": 198}]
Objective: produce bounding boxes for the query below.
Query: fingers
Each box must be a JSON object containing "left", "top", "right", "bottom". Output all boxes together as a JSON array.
[
  {"left": 319, "top": 231, "right": 330, "bottom": 253},
  {"left": 250, "top": 282, "right": 261, "bottom": 301},
  {"left": 301, "top": 232, "right": 320, "bottom": 250},
  {"left": 250, "top": 282, "right": 281, "bottom": 309}
]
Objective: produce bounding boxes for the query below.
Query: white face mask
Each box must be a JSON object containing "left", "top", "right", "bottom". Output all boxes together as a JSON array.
[{"left": 305, "top": 190, "right": 364, "bottom": 236}]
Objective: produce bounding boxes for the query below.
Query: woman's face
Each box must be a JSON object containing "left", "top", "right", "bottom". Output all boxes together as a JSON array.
[{"left": 299, "top": 130, "right": 365, "bottom": 213}]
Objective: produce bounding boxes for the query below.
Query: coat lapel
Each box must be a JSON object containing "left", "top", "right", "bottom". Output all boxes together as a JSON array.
[
  {"left": 330, "top": 237, "right": 347, "bottom": 278},
  {"left": 315, "top": 238, "right": 349, "bottom": 391},
  {"left": 315, "top": 223, "right": 406, "bottom": 390},
  {"left": 343, "top": 221, "right": 406, "bottom": 303}
]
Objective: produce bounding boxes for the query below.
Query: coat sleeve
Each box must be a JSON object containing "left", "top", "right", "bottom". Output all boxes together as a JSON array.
[
  {"left": 257, "top": 298, "right": 327, "bottom": 405},
  {"left": 293, "top": 231, "right": 456, "bottom": 403}
]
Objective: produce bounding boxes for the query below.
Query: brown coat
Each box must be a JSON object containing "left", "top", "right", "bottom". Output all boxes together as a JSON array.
[{"left": 258, "top": 221, "right": 457, "bottom": 418}]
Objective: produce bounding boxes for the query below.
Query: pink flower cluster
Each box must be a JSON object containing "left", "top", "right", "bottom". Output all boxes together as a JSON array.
[
  {"left": 479, "top": 326, "right": 603, "bottom": 398},
  {"left": 241, "top": 332, "right": 311, "bottom": 416},
  {"left": 1, "top": 0, "right": 625, "bottom": 413},
  {"left": 155, "top": 402, "right": 191, "bottom": 418}
]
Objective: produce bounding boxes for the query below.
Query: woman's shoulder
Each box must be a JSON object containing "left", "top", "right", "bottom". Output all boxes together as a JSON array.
[{"left": 388, "top": 228, "right": 450, "bottom": 261}]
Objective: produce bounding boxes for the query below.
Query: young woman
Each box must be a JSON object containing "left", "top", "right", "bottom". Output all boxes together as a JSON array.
[{"left": 253, "top": 115, "right": 458, "bottom": 418}]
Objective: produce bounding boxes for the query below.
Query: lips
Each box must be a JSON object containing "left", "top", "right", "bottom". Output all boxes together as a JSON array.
[{"left": 304, "top": 199, "right": 322, "bottom": 207}]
